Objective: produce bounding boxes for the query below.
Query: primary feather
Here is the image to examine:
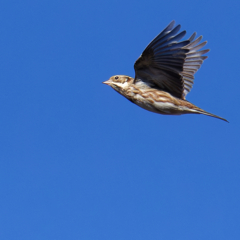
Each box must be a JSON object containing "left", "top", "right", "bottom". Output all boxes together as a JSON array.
[{"left": 134, "top": 20, "right": 209, "bottom": 99}]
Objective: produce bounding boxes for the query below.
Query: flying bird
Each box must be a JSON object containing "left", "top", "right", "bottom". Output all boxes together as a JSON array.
[{"left": 103, "top": 21, "right": 228, "bottom": 122}]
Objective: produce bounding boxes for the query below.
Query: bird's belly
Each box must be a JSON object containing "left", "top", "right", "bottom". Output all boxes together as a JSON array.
[
  {"left": 133, "top": 94, "right": 181, "bottom": 115},
  {"left": 134, "top": 99, "right": 160, "bottom": 113}
]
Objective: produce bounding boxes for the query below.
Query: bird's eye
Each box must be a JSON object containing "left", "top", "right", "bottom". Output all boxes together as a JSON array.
[{"left": 115, "top": 76, "right": 119, "bottom": 80}]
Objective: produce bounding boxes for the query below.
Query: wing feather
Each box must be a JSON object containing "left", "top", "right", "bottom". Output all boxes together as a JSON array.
[{"left": 134, "top": 21, "right": 209, "bottom": 99}]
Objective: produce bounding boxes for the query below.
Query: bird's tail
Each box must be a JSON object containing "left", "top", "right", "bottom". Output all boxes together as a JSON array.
[{"left": 196, "top": 109, "right": 229, "bottom": 123}]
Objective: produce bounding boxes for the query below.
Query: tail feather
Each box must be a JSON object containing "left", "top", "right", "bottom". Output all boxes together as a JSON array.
[{"left": 197, "top": 110, "right": 229, "bottom": 123}]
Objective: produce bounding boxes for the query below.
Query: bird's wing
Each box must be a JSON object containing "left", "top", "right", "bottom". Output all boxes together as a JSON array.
[{"left": 134, "top": 20, "right": 209, "bottom": 99}]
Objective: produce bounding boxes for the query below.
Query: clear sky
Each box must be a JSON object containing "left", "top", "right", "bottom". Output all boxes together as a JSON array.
[{"left": 0, "top": 0, "right": 239, "bottom": 239}]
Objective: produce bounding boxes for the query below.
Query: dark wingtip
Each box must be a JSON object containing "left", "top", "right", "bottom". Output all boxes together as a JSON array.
[{"left": 169, "top": 20, "right": 175, "bottom": 26}]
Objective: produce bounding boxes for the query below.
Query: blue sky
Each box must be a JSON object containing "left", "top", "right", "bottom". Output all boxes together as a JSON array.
[{"left": 0, "top": 0, "right": 239, "bottom": 239}]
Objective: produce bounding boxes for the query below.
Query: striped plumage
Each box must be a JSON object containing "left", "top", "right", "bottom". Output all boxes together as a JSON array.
[{"left": 103, "top": 21, "right": 228, "bottom": 122}]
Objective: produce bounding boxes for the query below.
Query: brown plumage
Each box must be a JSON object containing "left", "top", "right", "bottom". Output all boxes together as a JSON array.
[{"left": 103, "top": 21, "right": 228, "bottom": 122}]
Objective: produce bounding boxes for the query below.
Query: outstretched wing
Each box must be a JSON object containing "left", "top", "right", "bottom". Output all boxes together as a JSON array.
[{"left": 134, "top": 20, "right": 209, "bottom": 99}]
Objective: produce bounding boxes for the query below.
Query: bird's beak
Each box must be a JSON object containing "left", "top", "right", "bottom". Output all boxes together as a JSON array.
[{"left": 102, "top": 79, "right": 112, "bottom": 85}]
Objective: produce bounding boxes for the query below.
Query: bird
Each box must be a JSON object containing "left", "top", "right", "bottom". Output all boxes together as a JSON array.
[{"left": 103, "top": 20, "right": 228, "bottom": 122}]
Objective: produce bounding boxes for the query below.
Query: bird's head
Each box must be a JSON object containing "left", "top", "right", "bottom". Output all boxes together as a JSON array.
[{"left": 103, "top": 75, "right": 134, "bottom": 93}]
